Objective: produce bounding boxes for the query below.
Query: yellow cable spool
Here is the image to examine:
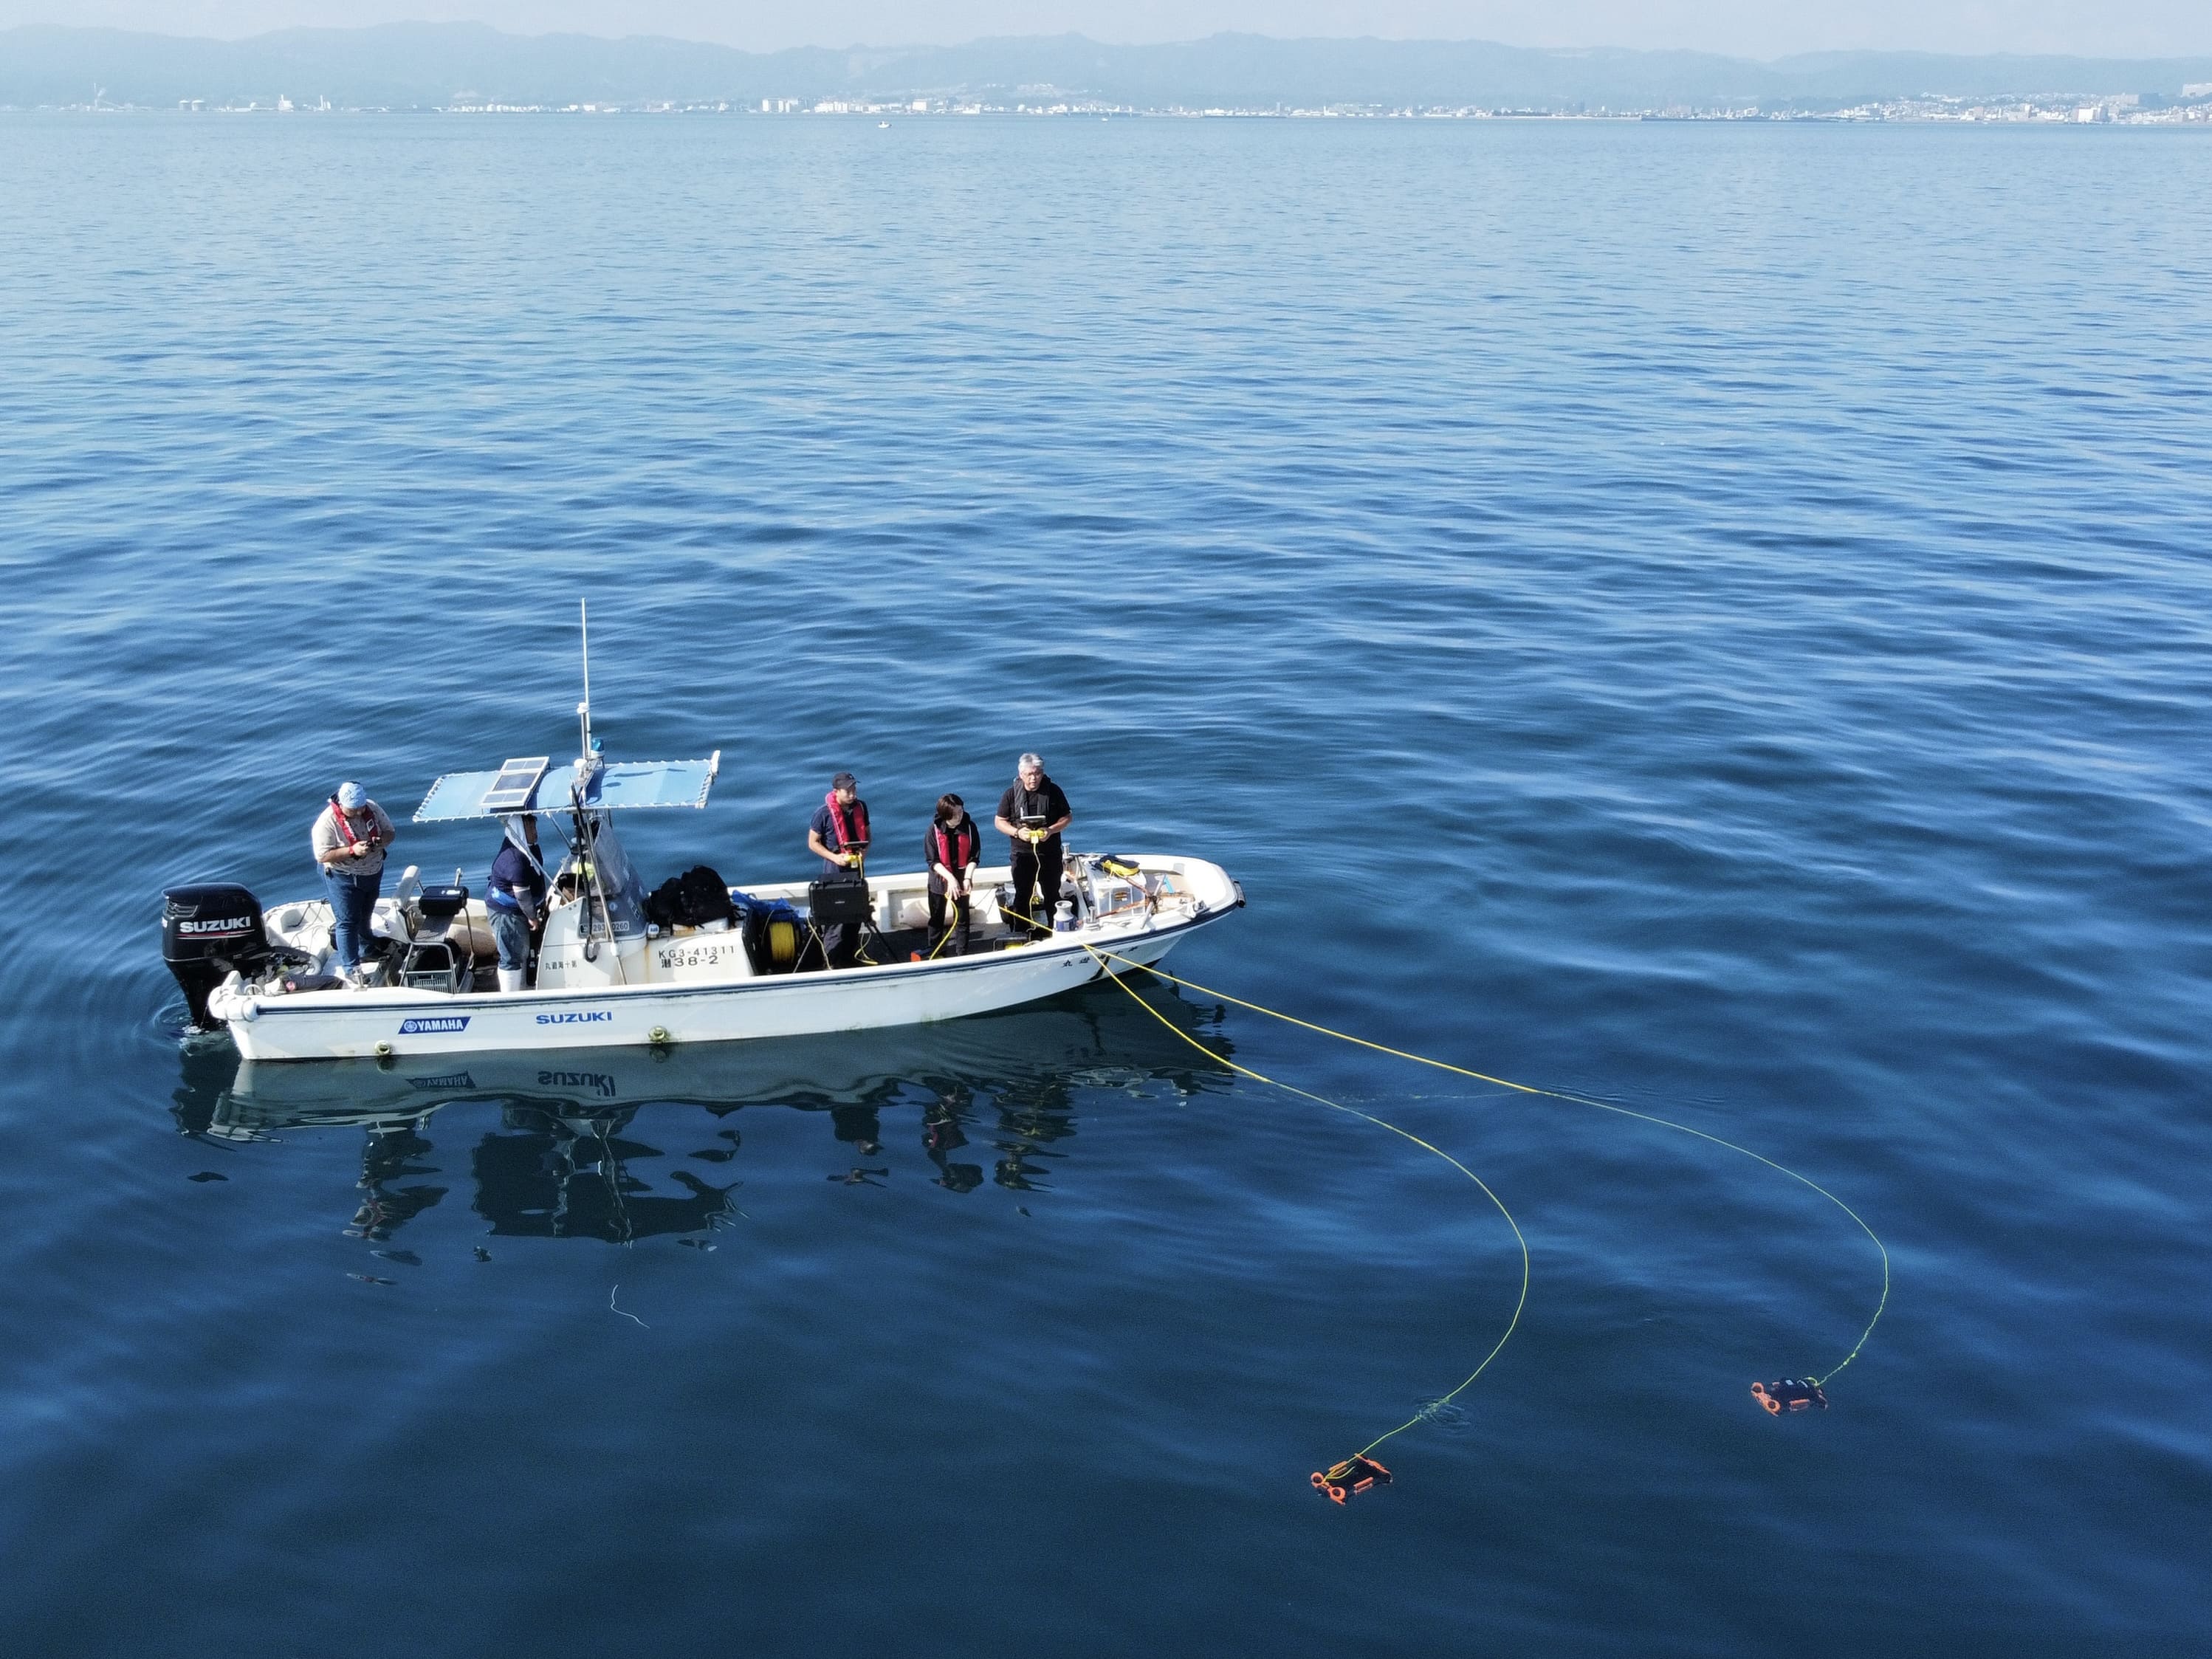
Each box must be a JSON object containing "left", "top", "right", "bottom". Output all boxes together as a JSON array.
[{"left": 768, "top": 918, "right": 797, "bottom": 969}]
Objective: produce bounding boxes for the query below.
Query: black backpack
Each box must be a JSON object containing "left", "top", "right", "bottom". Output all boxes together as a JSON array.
[{"left": 645, "top": 865, "right": 738, "bottom": 930}]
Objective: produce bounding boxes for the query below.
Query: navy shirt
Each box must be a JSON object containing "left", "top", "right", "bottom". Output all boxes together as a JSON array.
[
  {"left": 810, "top": 797, "right": 871, "bottom": 873},
  {"left": 487, "top": 841, "right": 547, "bottom": 913}
]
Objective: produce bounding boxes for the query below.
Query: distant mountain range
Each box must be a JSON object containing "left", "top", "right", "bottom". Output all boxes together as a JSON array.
[{"left": 7, "top": 24, "right": 2212, "bottom": 111}]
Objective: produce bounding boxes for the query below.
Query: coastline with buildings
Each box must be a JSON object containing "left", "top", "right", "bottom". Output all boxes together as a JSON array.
[
  {"left": 39, "top": 93, "right": 2212, "bottom": 123},
  {"left": 10, "top": 24, "right": 2212, "bottom": 125}
]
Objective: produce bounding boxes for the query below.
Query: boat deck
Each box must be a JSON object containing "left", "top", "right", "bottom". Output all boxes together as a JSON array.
[{"left": 433, "top": 918, "right": 1044, "bottom": 993}]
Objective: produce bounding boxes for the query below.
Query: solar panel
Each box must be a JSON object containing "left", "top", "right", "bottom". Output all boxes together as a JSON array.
[
  {"left": 416, "top": 755, "right": 719, "bottom": 822},
  {"left": 477, "top": 757, "right": 549, "bottom": 814}
]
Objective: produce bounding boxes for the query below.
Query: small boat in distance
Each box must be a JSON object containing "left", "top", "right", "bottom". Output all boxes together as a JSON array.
[{"left": 161, "top": 640, "right": 1241, "bottom": 1062}]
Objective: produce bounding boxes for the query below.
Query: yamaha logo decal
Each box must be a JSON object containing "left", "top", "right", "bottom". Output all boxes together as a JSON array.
[{"left": 397, "top": 1016, "right": 470, "bottom": 1034}]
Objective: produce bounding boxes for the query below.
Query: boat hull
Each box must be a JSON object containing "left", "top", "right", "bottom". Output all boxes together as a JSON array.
[{"left": 214, "top": 859, "right": 1235, "bottom": 1061}]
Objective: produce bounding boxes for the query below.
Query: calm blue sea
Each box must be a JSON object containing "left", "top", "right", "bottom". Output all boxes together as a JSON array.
[{"left": 2, "top": 112, "right": 2209, "bottom": 1655}]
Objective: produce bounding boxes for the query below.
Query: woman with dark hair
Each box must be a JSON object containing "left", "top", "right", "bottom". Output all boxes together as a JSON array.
[{"left": 924, "top": 792, "right": 980, "bottom": 958}]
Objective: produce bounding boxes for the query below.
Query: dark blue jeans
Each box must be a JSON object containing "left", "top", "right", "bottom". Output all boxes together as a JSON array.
[{"left": 323, "top": 868, "right": 381, "bottom": 969}]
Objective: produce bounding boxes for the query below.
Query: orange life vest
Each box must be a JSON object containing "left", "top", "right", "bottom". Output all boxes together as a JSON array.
[
  {"left": 933, "top": 817, "right": 977, "bottom": 872},
  {"left": 327, "top": 798, "right": 378, "bottom": 849}
]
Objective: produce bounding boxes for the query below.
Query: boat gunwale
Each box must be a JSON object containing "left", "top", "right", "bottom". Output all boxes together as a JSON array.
[{"left": 230, "top": 901, "right": 1228, "bottom": 1026}]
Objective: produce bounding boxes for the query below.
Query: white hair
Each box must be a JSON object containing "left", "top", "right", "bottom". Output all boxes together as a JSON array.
[{"left": 1018, "top": 752, "right": 1044, "bottom": 770}]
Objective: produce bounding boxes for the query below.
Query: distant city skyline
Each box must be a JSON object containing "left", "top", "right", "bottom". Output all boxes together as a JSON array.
[{"left": 7, "top": 1, "right": 2212, "bottom": 61}]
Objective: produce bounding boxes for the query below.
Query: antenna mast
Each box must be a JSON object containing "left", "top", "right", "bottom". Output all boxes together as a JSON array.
[{"left": 577, "top": 599, "right": 594, "bottom": 764}]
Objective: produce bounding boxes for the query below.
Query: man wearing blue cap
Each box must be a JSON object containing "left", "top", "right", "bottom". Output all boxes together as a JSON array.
[{"left": 312, "top": 780, "right": 397, "bottom": 982}]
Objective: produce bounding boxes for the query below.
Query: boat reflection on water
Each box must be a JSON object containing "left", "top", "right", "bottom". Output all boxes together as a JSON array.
[{"left": 168, "top": 980, "right": 1237, "bottom": 1245}]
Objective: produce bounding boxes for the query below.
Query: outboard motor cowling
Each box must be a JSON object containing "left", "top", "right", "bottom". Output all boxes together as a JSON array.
[{"left": 163, "top": 883, "right": 270, "bottom": 1031}]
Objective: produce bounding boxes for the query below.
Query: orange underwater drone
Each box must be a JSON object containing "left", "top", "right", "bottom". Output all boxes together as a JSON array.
[
  {"left": 1751, "top": 1377, "right": 1829, "bottom": 1415},
  {"left": 1310, "top": 1455, "right": 1393, "bottom": 1505}
]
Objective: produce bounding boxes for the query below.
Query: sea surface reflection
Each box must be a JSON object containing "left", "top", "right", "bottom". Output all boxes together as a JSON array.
[{"left": 168, "top": 983, "right": 1237, "bottom": 1246}]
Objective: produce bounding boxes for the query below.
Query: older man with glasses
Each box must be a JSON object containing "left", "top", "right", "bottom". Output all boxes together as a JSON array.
[
  {"left": 312, "top": 780, "right": 397, "bottom": 983},
  {"left": 994, "top": 752, "right": 1073, "bottom": 938}
]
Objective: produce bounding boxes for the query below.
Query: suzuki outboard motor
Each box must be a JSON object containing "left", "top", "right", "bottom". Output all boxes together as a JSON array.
[{"left": 162, "top": 884, "right": 271, "bottom": 1031}]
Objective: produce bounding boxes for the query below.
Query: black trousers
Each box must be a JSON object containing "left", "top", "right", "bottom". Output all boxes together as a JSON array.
[
  {"left": 1009, "top": 841, "right": 1063, "bottom": 935},
  {"left": 927, "top": 889, "right": 972, "bottom": 955},
  {"left": 822, "top": 921, "right": 861, "bottom": 969}
]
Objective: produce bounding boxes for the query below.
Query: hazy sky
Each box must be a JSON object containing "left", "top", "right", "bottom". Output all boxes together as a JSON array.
[{"left": 8, "top": 1, "right": 2211, "bottom": 59}]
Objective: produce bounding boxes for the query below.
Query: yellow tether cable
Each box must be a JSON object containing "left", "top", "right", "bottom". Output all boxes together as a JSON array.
[
  {"left": 924, "top": 906, "right": 958, "bottom": 960},
  {"left": 1081, "top": 943, "right": 1530, "bottom": 1467},
  {"left": 1091, "top": 947, "right": 1888, "bottom": 1390}
]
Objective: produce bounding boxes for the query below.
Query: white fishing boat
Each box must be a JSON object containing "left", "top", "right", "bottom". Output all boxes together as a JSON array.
[
  {"left": 190, "top": 984, "right": 1236, "bottom": 1137},
  {"left": 162, "top": 670, "right": 1241, "bottom": 1062}
]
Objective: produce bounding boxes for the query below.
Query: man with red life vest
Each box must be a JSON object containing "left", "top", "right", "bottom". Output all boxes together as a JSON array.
[
  {"left": 806, "top": 771, "right": 870, "bottom": 967},
  {"left": 312, "top": 780, "right": 398, "bottom": 983},
  {"left": 924, "top": 792, "right": 982, "bottom": 956},
  {"left": 994, "top": 752, "right": 1073, "bottom": 938}
]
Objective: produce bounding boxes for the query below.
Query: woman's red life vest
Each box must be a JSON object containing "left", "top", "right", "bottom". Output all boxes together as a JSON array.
[
  {"left": 825, "top": 791, "right": 870, "bottom": 851},
  {"left": 933, "top": 817, "right": 977, "bottom": 873}
]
